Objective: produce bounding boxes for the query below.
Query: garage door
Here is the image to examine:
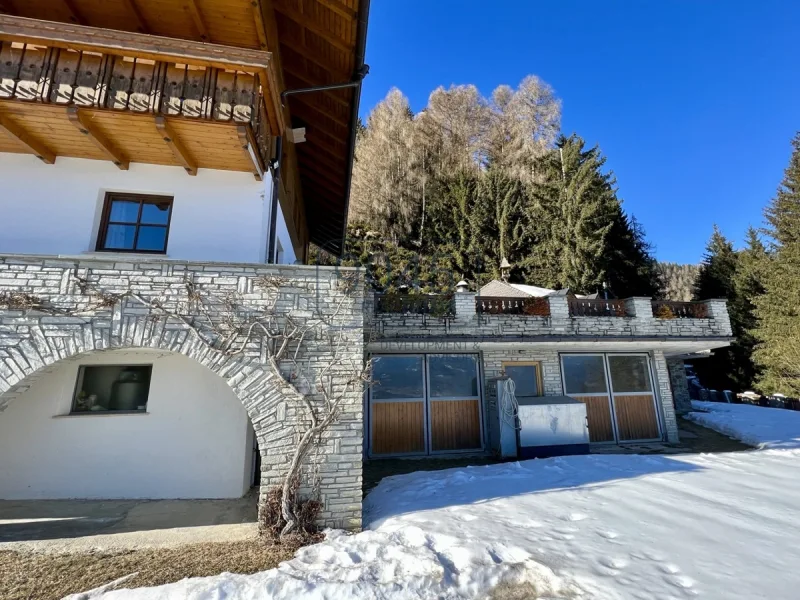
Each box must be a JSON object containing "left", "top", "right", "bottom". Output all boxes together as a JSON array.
[
  {"left": 369, "top": 354, "right": 484, "bottom": 457},
  {"left": 561, "top": 353, "right": 661, "bottom": 443}
]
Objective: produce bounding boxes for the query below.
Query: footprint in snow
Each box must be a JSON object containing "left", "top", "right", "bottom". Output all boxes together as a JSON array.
[
  {"left": 665, "top": 574, "right": 695, "bottom": 590},
  {"left": 599, "top": 556, "right": 630, "bottom": 570},
  {"left": 562, "top": 512, "right": 588, "bottom": 522},
  {"left": 596, "top": 530, "right": 620, "bottom": 539},
  {"left": 659, "top": 563, "right": 681, "bottom": 574}
]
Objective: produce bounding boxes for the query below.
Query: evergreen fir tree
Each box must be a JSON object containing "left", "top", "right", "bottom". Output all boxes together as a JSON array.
[
  {"left": 753, "top": 133, "right": 800, "bottom": 395},
  {"left": 689, "top": 226, "right": 739, "bottom": 391}
]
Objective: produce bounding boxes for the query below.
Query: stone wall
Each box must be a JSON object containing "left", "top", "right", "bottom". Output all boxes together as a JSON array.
[
  {"left": 0, "top": 254, "right": 365, "bottom": 530},
  {"left": 666, "top": 358, "right": 692, "bottom": 414}
]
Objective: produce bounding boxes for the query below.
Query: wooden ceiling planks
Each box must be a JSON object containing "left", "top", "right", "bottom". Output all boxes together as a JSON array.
[{"left": 0, "top": 100, "right": 253, "bottom": 173}]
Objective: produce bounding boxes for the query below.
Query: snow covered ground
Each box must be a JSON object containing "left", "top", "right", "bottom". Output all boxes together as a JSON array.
[
  {"left": 82, "top": 404, "right": 800, "bottom": 600},
  {"left": 688, "top": 400, "right": 800, "bottom": 449}
]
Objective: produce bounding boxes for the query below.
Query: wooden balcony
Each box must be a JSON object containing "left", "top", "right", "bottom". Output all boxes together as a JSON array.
[{"left": 0, "top": 19, "right": 278, "bottom": 178}]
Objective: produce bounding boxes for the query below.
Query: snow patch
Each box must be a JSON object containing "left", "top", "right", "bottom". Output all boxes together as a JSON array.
[{"left": 688, "top": 400, "right": 800, "bottom": 448}]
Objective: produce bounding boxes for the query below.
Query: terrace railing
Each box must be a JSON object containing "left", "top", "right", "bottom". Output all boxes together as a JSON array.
[
  {"left": 476, "top": 296, "right": 551, "bottom": 316},
  {"left": 374, "top": 293, "right": 455, "bottom": 317},
  {"left": 651, "top": 301, "right": 710, "bottom": 319},
  {"left": 568, "top": 298, "right": 628, "bottom": 317}
]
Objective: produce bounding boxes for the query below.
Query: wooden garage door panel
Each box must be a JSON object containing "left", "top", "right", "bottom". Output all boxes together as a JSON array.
[
  {"left": 575, "top": 395, "right": 615, "bottom": 443},
  {"left": 371, "top": 401, "right": 425, "bottom": 456},
  {"left": 614, "top": 394, "right": 660, "bottom": 441},
  {"left": 430, "top": 399, "right": 481, "bottom": 452}
]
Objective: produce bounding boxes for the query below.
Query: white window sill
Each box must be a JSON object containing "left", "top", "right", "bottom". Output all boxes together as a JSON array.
[
  {"left": 53, "top": 411, "right": 150, "bottom": 419},
  {"left": 74, "top": 252, "right": 171, "bottom": 261}
]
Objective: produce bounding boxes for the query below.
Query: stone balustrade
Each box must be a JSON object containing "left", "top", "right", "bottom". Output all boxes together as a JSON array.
[{"left": 370, "top": 292, "right": 733, "bottom": 340}]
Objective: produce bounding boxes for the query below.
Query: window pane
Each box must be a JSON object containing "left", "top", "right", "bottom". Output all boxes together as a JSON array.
[
  {"left": 136, "top": 226, "right": 168, "bottom": 252},
  {"left": 104, "top": 224, "right": 136, "bottom": 250},
  {"left": 608, "top": 355, "right": 652, "bottom": 393},
  {"left": 562, "top": 355, "right": 608, "bottom": 394},
  {"left": 72, "top": 365, "right": 152, "bottom": 413},
  {"left": 372, "top": 356, "right": 424, "bottom": 400},
  {"left": 109, "top": 200, "right": 140, "bottom": 223},
  {"left": 141, "top": 202, "right": 171, "bottom": 225},
  {"left": 428, "top": 355, "right": 478, "bottom": 398},
  {"left": 505, "top": 365, "right": 540, "bottom": 397}
]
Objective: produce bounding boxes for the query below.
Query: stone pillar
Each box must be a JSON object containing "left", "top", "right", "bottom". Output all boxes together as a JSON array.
[
  {"left": 652, "top": 350, "right": 680, "bottom": 443},
  {"left": 454, "top": 291, "right": 476, "bottom": 319},
  {"left": 705, "top": 299, "right": 732, "bottom": 336},
  {"left": 547, "top": 295, "right": 570, "bottom": 333},
  {"left": 666, "top": 357, "right": 692, "bottom": 414}
]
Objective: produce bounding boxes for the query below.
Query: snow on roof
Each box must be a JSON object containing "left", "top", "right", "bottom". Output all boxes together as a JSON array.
[
  {"left": 479, "top": 280, "right": 580, "bottom": 298},
  {"left": 509, "top": 283, "right": 557, "bottom": 297}
]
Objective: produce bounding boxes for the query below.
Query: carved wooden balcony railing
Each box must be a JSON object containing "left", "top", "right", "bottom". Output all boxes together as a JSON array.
[
  {"left": 652, "top": 301, "right": 710, "bottom": 319},
  {"left": 476, "top": 296, "right": 551, "bottom": 316},
  {"left": 568, "top": 298, "right": 628, "bottom": 317},
  {"left": 375, "top": 294, "right": 455, "bottom": 317},
  {"left": 0, "top": 41, "right": 270, "bottom": 169}
]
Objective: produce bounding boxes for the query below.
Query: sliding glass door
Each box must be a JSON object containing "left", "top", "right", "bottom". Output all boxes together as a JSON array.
[
  {"left": 561, "top": 353, "right": 661, "bottom": 443},
  {"left": 369, "top": 354, "right": 484, "bottom": 457}
]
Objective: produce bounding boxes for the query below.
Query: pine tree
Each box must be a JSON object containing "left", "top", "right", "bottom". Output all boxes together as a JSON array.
[
  {"left": 728, "top": 227, "right": 767, "bottom": 389},
  {"left": 693, "top": 225, "right": 738, "bottom": 300},
  {"left": 753, "top": 133, "right": 800, "bottom": 395}
]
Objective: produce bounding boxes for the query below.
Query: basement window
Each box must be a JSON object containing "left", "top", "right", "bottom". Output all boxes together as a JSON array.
[
  {"left": 97, "top": 193, "right": 173, "bottom": 253},
  {"left": 71, "top": 365, "right": 153, "bottom": 414}
]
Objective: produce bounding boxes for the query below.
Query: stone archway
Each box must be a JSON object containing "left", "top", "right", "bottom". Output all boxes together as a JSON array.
[{"left": 0, "top": 315, "right": 285, "bottom": 515}]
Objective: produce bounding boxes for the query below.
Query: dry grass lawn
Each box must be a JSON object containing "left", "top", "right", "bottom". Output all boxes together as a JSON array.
[{"left": 1, "top": 538, "right": 305, "bottom": 600}]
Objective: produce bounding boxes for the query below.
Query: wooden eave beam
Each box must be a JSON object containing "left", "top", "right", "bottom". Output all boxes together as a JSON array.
[
  {"left": 237, "top": 124, "right": 266, "bottom": 181},
  {"left": 120, "top": 0, "right": 149, "bottom": 34},
  {"left": 0, "top": 15, "right": 272, "bottom": 71},
  {"left": 251, "top": 0, "right": 269, "bottom": 50},
  {"left": 185, "top": 0, "right": 210, "bottom": 42},
  {"left": 155, "top": 116, "right": 197, "bottom": 176},
  {"left": 0, "top": 112, "right": 55, "bottom": 164},
  {"left": 316, "top": 0, "right": 357, "bottom": 21},
  {"left": 67, "top": 107, "right": 129, "bottom": 169},
  {"left": 273, "top": 3, "right": 352, "bottom": 52},
  {"left": 290, "top": 94, "right": 349, "bottom": 128},
  {"left": 280, "top": 37, "right": 350, "bottom": 79}
]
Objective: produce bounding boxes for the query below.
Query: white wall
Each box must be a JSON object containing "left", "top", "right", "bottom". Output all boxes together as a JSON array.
[
  {"left": 0, "top": 349, "right": 254, "bottom": 499},
  {"left": 0, "top": 154, "right": 294, "bottom": 264}
]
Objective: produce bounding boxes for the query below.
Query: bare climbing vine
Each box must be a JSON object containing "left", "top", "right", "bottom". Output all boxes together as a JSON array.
[{"left": 1, "top": 267, "right": 371, "bottom": 539}]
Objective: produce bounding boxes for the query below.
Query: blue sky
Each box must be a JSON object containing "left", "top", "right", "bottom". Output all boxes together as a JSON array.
[{"left": 359, "top": 1, "right": 800, "bottom": 264}]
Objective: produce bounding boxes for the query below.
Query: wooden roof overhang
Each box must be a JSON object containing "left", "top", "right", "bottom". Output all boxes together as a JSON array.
[{"left": 0, "top": 1, "right": 371, "bottom": 257}]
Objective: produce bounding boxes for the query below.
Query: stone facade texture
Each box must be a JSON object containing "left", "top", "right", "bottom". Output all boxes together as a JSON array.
[
  {"left": 0, "top": 254, "right": 365, "bottom": 530},
  {"left": 666, "top": 358, "right": 693, "bottom": 414}
]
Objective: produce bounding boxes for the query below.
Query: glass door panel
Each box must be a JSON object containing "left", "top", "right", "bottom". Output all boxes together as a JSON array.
[
  {"left": 607, "top": 355, "right": 661, "bottom": 441},
  {"left": 561, "top": 354, "right": 616, "bottom": 443},
  {"left": 427, "top": 354, "right": 483, "bottom": 452},
  {"left": 370, "top": 355, "right": 426, "bottom": 456}
]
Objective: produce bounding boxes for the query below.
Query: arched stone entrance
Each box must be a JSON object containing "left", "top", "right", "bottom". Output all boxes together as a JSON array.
[{"left": 0, "top": 256, "right": 366, "bottom": 529}]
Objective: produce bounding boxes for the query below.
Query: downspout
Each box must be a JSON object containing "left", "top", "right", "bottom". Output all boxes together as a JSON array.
[
  {"left": 266, "top": 135, "right": 283, "bottom": 263},
  {"left": 277, "top": 0, "right": 371, "bottom": 255}
]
